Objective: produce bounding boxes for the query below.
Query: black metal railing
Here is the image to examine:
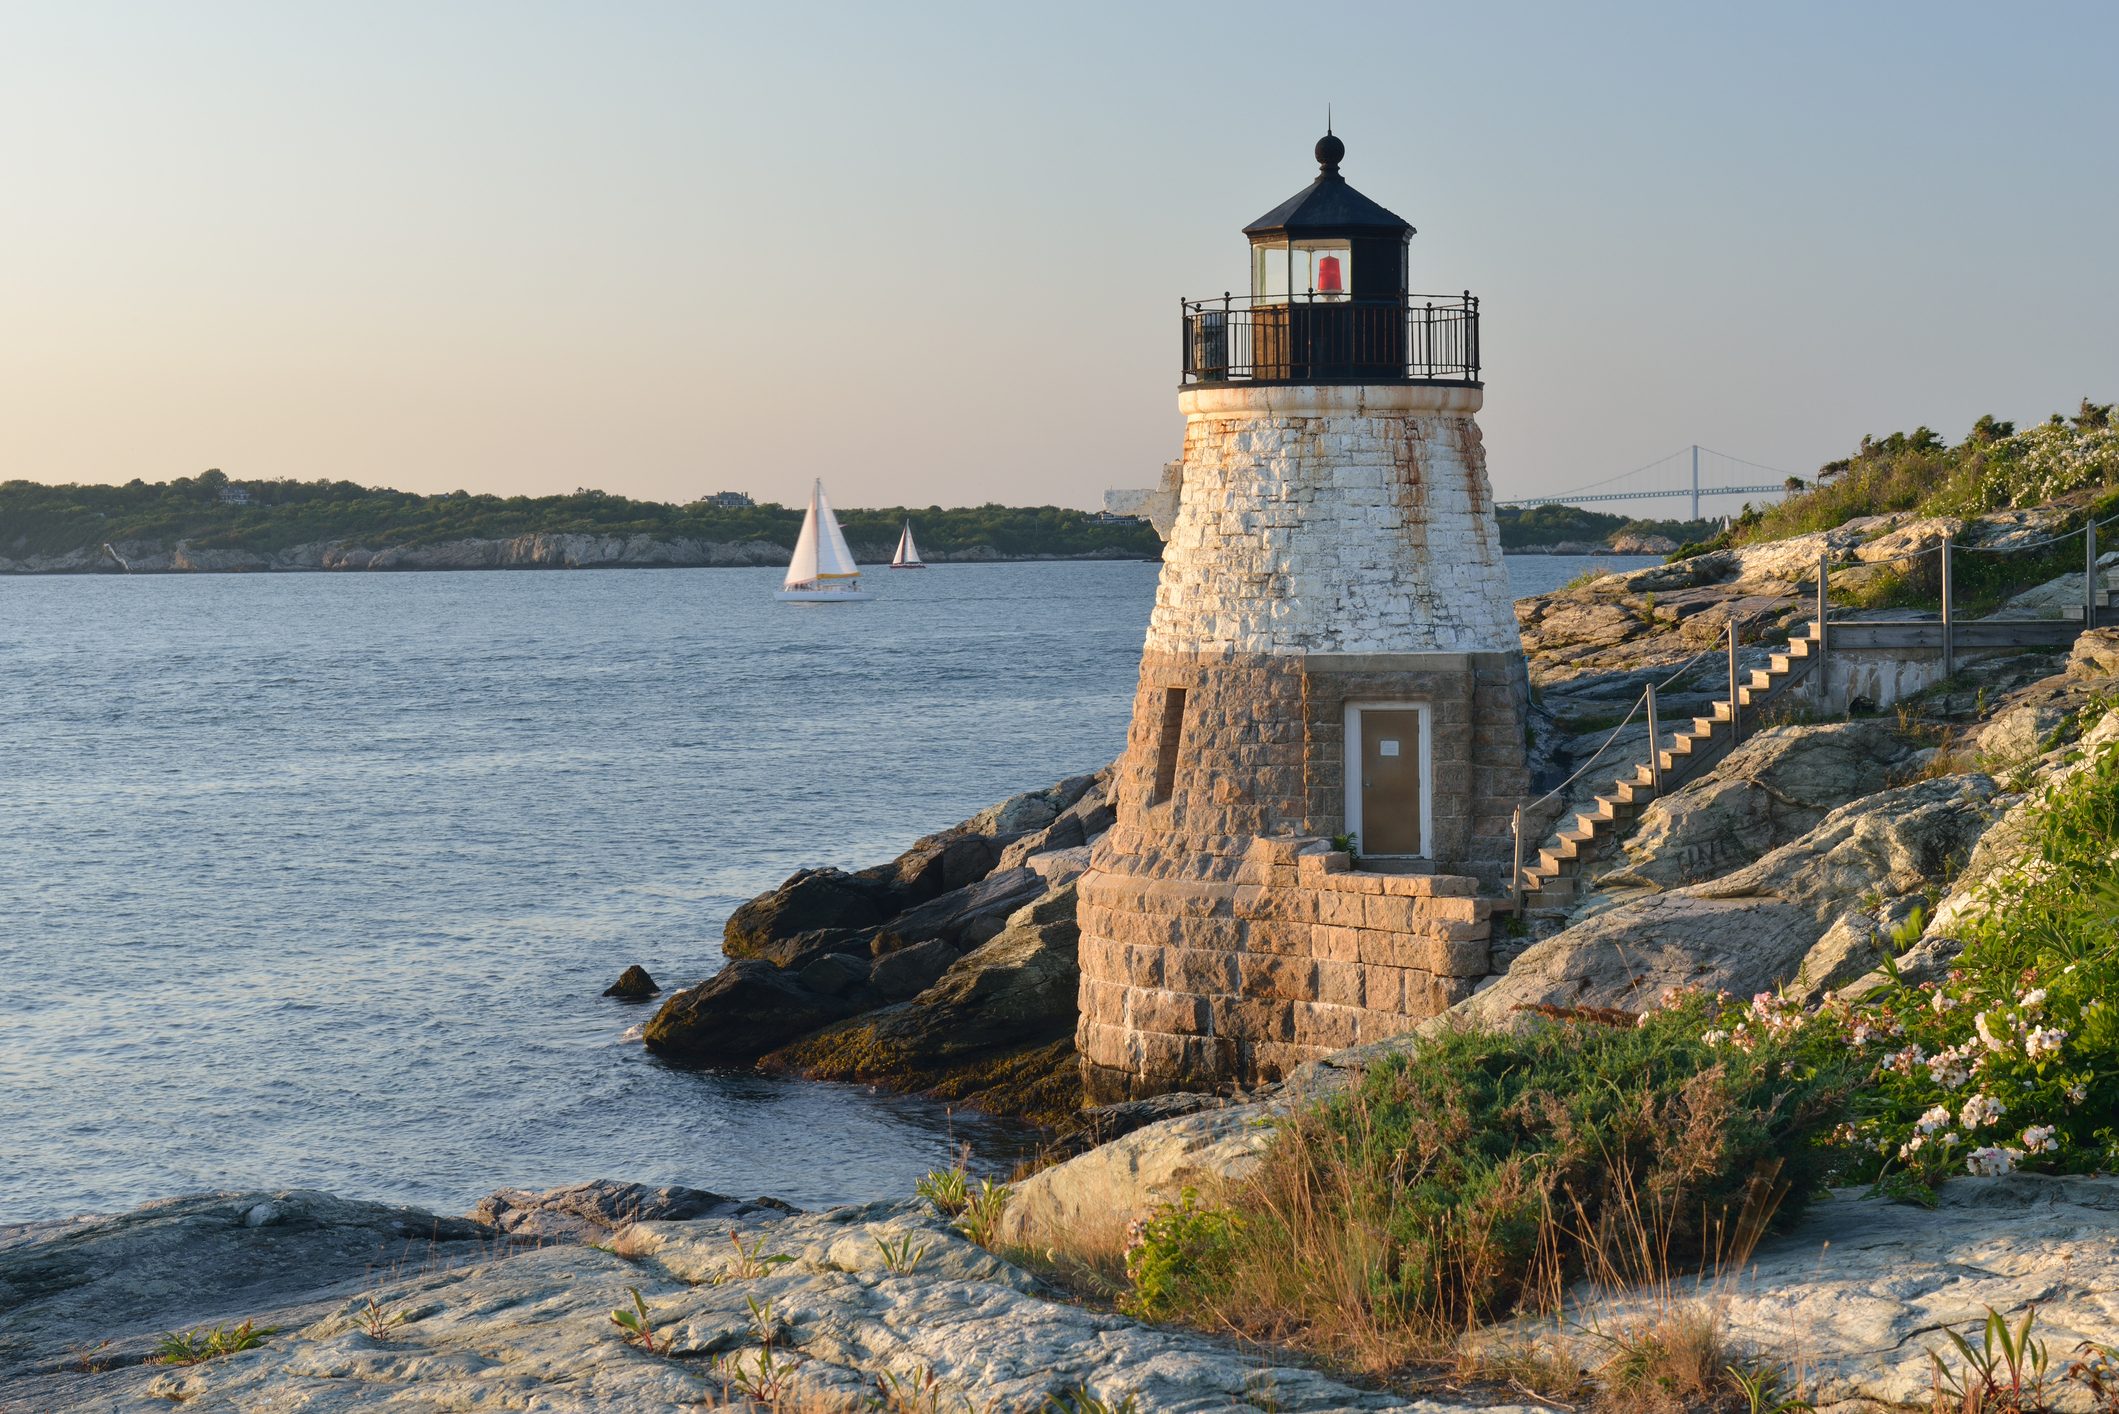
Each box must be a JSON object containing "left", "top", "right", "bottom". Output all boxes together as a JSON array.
[{"left": 1180, "top": 291, "right": 1480, "bottom": 386}]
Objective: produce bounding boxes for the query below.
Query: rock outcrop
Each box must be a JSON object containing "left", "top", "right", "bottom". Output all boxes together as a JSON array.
[
  {"left": 0, "top": 1188, "right": 1521, "bottom": 1413},
  {"left": 467, "top": 1179, "right": 794, "bottom": 1242},
  {"left": 1465, "top": 772, "right": 2000, "bottom": 1024},
  {"left": 643, "top": 769, "right": 1115, "bottom": 1122},
  {"left": 762, "top": 885, "right": 1086, "bottom": 1124},
  {"left": 1605, "top": 720, "right": 1923, "bottom": 889},
  {"left": 1542, "top": 1175, "right": 2119, "bottom": 1412},
  {"left": 601, "top": 965, "right": 659, "bottom": 999}
]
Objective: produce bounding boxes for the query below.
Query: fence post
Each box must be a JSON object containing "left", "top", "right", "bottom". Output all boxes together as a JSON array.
[
  {"left": 1727, "top": 617, "right": 1742, "bottom": 745},
  {"left": 2089, "top": 518, "right": 2101, "bottom": 628},
  {"left": 1941, "top": 535, "right": 1955, "bottom": 679},
  {"left": 1510, "top": 804, "right": 1524, "bottom": 913},
  {"left": 1645, "top": 682, "right": 1662, "bottom": 793},
  {"left": 1816, "top": 551, "right": 1831, "bottom": 714}
]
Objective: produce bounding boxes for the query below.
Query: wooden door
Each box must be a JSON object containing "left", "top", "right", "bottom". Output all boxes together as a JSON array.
[{"left": 1358, "top": 709, "right": 1423, "bottom": 855}]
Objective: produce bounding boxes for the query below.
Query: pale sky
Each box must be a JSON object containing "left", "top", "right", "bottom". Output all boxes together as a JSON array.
[{"left": 3, "top": 1, "right": 2115, "bottom": 510}]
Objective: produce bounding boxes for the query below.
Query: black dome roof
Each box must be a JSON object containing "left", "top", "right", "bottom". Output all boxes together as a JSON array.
[{"left": 1243, "top": 133, "right": 1414, "bottom": 241}]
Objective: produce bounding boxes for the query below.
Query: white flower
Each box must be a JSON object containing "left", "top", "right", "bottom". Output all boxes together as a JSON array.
[
  {"left": 1926, "top": 1047, "right": 1973, "bottom": 1090},
  {"left": 1917, "top": 1105, "right": 1954, "bottom": 1135},
  {"left": 1966, "top": 1146, "right": 2023, "bottom": 1177},
  {"left": 2018, "top": 988, "right": 2047, "bottom": 1014},
  {"left": 1975, "top": 1011, "right": 2011, "bottom": 1053},
  {"left": 2022, "top": 1125, "right": 2059, "bottom": 1154},
  {"left": 1700, "top": 1030, "right": 1728, "bottom": 1046},
  {"left": 1959, "top": 1094, "right": 2006, "bottom": 1130},
  {"left": 1899, "top": 1135, "right": 1926, "bottom": 1158},
  {"left": 2066, "top": 1082, "right": 2089, "bottom": 1105},
  {"left": 1886, "top": 1044, "right": 1928, "bottom": 1077},
  {"left": 2025, "top": 1026, "right": 2067, "bottom": 1060},
  {"left": 1931, "top": 989, "right": 1958, "bottom": 1014}
]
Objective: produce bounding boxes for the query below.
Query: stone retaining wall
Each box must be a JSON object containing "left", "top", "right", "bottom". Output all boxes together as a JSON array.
[{"left": 1077, "top": 837, "right": 1491, "bottom": 1101}]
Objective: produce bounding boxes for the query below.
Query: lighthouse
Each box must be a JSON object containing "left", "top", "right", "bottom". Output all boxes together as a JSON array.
[{"left": 1076, "top": 132, "right": 1530, "bottom": 1102}]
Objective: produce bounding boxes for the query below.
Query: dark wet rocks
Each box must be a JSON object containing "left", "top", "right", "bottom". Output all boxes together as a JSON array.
[
  {"left": 467, "top": 1179, "right": 795, "bottom": 1242},
  {"left": 641, "top": 958, "right": 869, "bottom": 1062},
  {"left": 760, "top": 882, "right": 1085, "bottom": 1123},
  {"left": 601, "top": 964, "right": 659, "bottom": 998},
  {"left": 643, "top": 768, "right": 1114, "bottom": 1122}
]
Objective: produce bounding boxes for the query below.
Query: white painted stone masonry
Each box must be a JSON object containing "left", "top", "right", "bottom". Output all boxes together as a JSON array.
[{"left": 1147, "top": 383, "right": 1518, "bottom": 658}]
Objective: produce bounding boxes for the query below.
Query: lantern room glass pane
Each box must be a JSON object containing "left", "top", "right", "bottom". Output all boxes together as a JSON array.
[
  {"left": 1251, "top": 241, "right": 1289, "bottom": 302},
  {"left": 1294, "top": 241, "right": 1352, "bottom": 300}
]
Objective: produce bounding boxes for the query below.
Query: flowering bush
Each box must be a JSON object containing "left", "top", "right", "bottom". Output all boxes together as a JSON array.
[
  {"left": 1676, "top": 734, "right": 2119, "bottom": 1195},
  {"left": 1834, "top": 736, "right": 2119, "bottom": 1192},
  {"left": 1976, "top": 417, "right": 2119, "bottom": 509}
]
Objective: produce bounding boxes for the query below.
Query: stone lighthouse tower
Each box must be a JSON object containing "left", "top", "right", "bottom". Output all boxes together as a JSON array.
[{"left": 1076, "top": 132, "right": 1530, "bottom": 1102}]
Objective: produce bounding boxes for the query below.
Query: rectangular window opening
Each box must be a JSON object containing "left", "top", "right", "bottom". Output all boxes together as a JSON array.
[{"left": 1151, "top": 687, "right": 1187, "bottom": 804}]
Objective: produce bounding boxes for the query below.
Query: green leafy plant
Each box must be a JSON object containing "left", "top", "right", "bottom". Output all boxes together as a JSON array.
[
  {"left": 875, "top": 1232, "right": 929, "bottom": 1275},
  {"left": 1041, "top": 1390, "right": 1139, "bottom": 1414},
  {"left": 354, "top": 1294, "right": 408, "bottom": 1341},
  {"left": 875, "top": 1365, "right": 947, "bottom": 1414},
  {"left": 2065, "top": 1339, "right": 2119, "bottom": 1412},
  {"left": 1328, "top": 832, "right": 1361, "bottom": 867},
  {"left": 1929, "top": 1306, "right": 2050, "bottom": 1412},
  {"left": 1120, "top": 1188, "right": 1240, "bottom": 1321},
  {"left": 608, "top": 1286, "right": 671, "bottom": 1356},
  {"left": 151, "top": 1320, "right": 274, "bottom": 1366},
  {"left": 915, "top": 1162, "right": 970, "bottom": 1218},
  {"left": 724, "top": 1226, "right": 796, "bottom": 1280},
  {"left": 956, "top": 1178, "right": 1010, "bottom": 1248},
  {"left": 714, "top": 1295, "right": 792, "bottom": 1401},
  {"left": 1729, "top": 1361, "right": 1815, "bottom": 1414}
]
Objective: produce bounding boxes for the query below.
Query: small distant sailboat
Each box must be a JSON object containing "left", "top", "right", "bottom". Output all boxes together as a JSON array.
[
  {"left": 777, "top": 479, "right": 873, "bottom": 603},
  {"left": 889, "top": 520, "right": 926, "bottom": 570}
]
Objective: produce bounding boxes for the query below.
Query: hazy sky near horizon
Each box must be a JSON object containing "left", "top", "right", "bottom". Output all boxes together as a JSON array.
[{"left": 4, "top": 2, "right": 2116, "bottom": 511}]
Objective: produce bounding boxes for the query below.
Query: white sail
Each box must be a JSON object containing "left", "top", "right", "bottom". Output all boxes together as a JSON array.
[
  {"left": 892, "top": 521, "right": 924, "bottom": 567},
  {"left": 783, "top": 483, "right": 823, "bottom": 588},
  {"left": 784, "top": 479, "right": 861, "bottom": 588},
  {"left": 814, "top": 483, "right": 859, "bottom": 578}
]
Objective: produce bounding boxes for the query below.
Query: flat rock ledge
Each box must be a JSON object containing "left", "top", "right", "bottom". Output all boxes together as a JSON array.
[{"left": 0, "top": 1186, "right": 1527, "bottom": 1413}]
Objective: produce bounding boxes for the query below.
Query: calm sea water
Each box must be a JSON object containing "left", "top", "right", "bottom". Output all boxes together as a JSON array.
[{"left": 0, "top": 554, "right": 1645, "bottom": 1223}]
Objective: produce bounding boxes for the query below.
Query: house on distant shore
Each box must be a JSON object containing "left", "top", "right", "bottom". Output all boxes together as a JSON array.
[
  {"left": 699, "top": 491, "right": 754, "bottom": 509},
  {"left": 217, "top": 485, "right": 252, "bottom": 506}
]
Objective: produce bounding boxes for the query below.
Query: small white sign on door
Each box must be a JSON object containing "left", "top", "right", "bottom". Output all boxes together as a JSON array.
[{"left": 1379, "top": 739, "right": 1400, "bottom": 757}]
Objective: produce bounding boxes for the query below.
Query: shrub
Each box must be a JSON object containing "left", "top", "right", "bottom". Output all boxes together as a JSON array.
[
  {"left": 1122, "top": 996, "right": 1859, "bottom": 1364},
  {"left": 1829, "top": 734, "right": 2119, "bottom": 1193},
  {"left": 1119, "top": 1189, "right": 1240, "bottom": 1321}
]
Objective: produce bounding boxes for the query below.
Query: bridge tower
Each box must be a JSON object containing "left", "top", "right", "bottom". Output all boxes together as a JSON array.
[{"left": 1076, "top": 133, "right": 1531, "bottom": 1102}]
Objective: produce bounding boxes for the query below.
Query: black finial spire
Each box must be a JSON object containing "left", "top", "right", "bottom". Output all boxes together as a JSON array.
[{"left": 1315, "top": 121, "right": 1345, "bottom": 177}]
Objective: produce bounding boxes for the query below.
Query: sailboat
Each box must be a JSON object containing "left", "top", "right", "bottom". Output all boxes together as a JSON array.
[
  {"left": 777, "top": 479, "right": 873, "bottom": 603},
  {"left": 888, "top": 520, "right": 926, "bottom": 570}
]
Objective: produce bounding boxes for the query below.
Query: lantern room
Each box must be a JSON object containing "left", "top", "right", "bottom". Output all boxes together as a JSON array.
[
  {"left": 1182, "top": 132, "right": 1479, "bottom": 387},
  {"left": 1244, "top": 131, "right": 1410, "bottom": 303}
]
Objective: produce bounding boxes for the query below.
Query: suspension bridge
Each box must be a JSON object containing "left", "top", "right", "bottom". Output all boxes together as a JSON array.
[{"left": 1498, "top": 445, "right": 1799, "bottom": 520}]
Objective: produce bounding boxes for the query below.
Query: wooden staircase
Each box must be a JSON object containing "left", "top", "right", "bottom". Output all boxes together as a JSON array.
[{"left": 1517, "top": 621, "right": 1827, "bottom": 908}]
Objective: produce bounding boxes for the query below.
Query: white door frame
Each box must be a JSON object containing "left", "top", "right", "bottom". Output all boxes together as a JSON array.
[{"left": 1343, "top": 700, "right": 1433, "bottom": 857}]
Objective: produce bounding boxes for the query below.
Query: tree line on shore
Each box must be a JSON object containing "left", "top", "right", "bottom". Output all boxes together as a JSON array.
[{"left": 0, "top": 470, "right": 1166, "bottom": 560}]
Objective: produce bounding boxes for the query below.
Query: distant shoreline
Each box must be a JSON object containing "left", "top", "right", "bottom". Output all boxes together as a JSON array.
[{"left": 3, "top": 542, "right": 1648, "bottom": 575}]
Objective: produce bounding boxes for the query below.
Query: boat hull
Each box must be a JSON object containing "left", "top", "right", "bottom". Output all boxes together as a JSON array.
[
  {"left": 887, "top": 564, "right": 926, "bottom": 570},
  {"left": 775, "top": 588, "right": 875, "bottom": 602}
]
